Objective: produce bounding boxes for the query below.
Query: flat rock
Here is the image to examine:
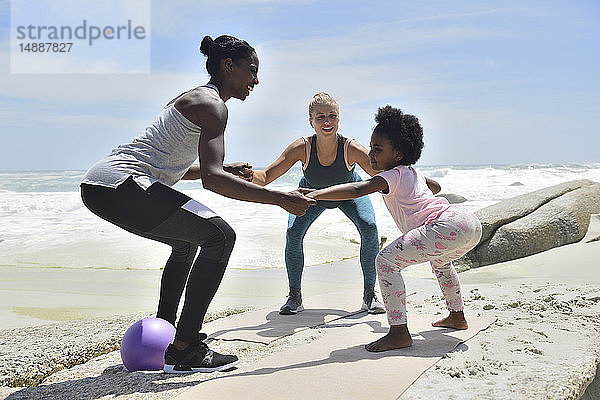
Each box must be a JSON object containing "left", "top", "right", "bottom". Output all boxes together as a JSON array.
[{"left": 0, "top": 309, "right": 249, "bottom": 388}]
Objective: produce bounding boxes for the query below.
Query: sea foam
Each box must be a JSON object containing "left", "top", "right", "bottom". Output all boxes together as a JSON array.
[{"left": 1, "top": 164, "right": 599, "bottom": 271}]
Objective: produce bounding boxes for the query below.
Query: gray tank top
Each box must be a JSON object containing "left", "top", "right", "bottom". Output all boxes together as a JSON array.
[
  {"left": 82, "top": 85, "right": 216, "bottom": 189},
  {"left": 301, "top": 134, "right": 356, "bottom": 208}
]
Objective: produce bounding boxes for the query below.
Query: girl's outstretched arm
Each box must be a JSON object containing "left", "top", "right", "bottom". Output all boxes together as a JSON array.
[{"left": 307, "top": 176, "right": 389, "bottom": 201}]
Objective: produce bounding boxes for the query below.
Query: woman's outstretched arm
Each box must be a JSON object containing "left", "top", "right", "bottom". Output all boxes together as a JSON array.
[
  {"left": 188, "top": 100, "right": 314, "bottom": 215},
  {"left": 181, "top": 162, "right": 253, "bottom": 181},
  {"left": 252, "top": 138, "right": 306, "bottom": 186}
]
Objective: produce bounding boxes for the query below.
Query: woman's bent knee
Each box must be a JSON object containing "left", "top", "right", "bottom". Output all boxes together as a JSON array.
[
  {"left": 211, "top": 217, "right": 236, "bottom": 246},
  {"left": 359, "top": 221, "right": 378, "bottom": 239},
  {"left": 205, "top": 217, "right": 236, "bottom": 260},
  {"left": 170, "top": 242, "right": 198, "bottom": 263},
  {"left": 286, "top": 226, "right": 305, "bottom": 243}
]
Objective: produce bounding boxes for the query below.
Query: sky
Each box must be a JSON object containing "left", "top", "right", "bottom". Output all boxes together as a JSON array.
[{"left": 0, "top": 0, "right": 598, "bottom": 171}]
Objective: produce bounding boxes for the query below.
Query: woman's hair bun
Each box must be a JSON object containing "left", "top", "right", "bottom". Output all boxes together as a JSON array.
[
  {"left": 199, "top": 34, "right": 255, "bottom": 76},
  {"left": 199, "top": 36, "right": 214, "bottom": 56}
]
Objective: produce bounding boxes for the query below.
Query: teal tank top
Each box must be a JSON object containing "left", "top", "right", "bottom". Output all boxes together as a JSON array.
[{"left": 300, "top": 134, "right": 357, "bottom": 208}]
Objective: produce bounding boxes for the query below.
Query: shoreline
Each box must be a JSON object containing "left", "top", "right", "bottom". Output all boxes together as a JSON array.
[{"left": 0, "top": 258, "right": 369, "bottom": 330}]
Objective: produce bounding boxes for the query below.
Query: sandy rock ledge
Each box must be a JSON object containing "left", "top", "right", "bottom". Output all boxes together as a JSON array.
[{"left": 1, "top": 282, "right": 599, "bottom": 400}]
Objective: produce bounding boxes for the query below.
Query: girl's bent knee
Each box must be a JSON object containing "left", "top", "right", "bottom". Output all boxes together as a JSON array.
[{"left": 375, "top": 253, "right": 394, "bottom": 273}]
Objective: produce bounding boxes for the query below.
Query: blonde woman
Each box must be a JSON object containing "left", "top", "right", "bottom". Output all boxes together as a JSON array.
[{"left": 252, "top": 93, "right": 386, "bottom": 315}]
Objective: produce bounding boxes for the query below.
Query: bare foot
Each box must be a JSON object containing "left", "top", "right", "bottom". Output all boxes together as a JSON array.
[
  {"left": 365, "top": 325, "right": 413, "bottom": 352},
  {"left": 431, "top": 311, "right": 468, "bottom": 330}
]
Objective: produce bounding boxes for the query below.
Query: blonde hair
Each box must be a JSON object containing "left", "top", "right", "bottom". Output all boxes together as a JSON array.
[{"left": 308, "top": 92, "right": 339, "bottom": 118}]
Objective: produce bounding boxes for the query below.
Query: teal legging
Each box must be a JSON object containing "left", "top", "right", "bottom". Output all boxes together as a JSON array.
[{"left": 284, "top": 177, "right": 379, "bottom": 290}]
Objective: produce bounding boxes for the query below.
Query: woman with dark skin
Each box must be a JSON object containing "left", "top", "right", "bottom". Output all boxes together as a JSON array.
[{"left": 81, "top": 35, "right": 314, "bottom": 373}]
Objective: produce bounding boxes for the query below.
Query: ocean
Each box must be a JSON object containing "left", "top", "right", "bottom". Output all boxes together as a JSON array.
[{"left": 1, "top": 164, "right": 600, "bottom": 273}]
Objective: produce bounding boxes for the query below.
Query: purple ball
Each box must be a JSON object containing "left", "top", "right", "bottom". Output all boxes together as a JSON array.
[{"left": 120, "top": 317, "right": 176, "bottom": 372}]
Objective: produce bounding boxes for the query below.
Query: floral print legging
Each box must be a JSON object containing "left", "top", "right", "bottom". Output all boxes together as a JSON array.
[{"left": 376, "top": 206, "right": 482, "bottom": 325}]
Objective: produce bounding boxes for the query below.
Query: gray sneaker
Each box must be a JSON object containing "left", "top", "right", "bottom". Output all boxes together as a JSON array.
[
  {"left": 279, "top": 288, "right": 304, "bottom": 315},
  {"left": 361, "top": 286, "right": 386, "bottom": 314}
]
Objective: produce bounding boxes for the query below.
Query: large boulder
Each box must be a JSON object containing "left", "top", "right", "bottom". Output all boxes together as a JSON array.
[
  {"left": 582, "top": 214, "right": 600, "bottom": 243},
  {"left": 455, "top": 179, "right": 600, "bottom": 271}
]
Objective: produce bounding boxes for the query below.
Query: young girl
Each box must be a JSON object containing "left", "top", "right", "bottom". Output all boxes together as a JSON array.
[{"left": 307, "top": 105, "right": 482, "bottom": 352}]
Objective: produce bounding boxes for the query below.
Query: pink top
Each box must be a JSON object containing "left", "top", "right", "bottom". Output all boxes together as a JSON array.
[{"left": 377, "top": 165, "right": 450, "bottom": 233}]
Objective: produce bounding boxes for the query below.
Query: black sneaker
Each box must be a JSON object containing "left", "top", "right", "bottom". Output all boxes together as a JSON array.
[
  {"left": 361, "top": 286, "right": 386, "bottom": 314},
  {"left": 163, "top": 333, "right": 239, "bottom": 374},
  {"left": 279, "top": 288, "right": 304, "bottom": 315}
]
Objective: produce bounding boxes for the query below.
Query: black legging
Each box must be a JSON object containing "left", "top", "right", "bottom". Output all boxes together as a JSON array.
[{"left": 80, "top": 176, "right": 235, "bottom": 343}]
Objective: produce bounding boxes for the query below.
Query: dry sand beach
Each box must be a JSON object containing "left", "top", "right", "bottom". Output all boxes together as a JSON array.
[{"left": 1, "top": 238, "right": 599, "bottom": 400}]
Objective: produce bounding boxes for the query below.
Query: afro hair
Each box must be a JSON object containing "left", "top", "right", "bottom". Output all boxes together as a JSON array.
[{"left": 373, "top": 105, "right": 424, "bottom": 165}]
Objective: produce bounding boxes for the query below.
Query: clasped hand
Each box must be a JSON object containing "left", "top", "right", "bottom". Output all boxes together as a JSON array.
[{"left": 223, "top": 162, "right": 253, "bottom": 181}]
